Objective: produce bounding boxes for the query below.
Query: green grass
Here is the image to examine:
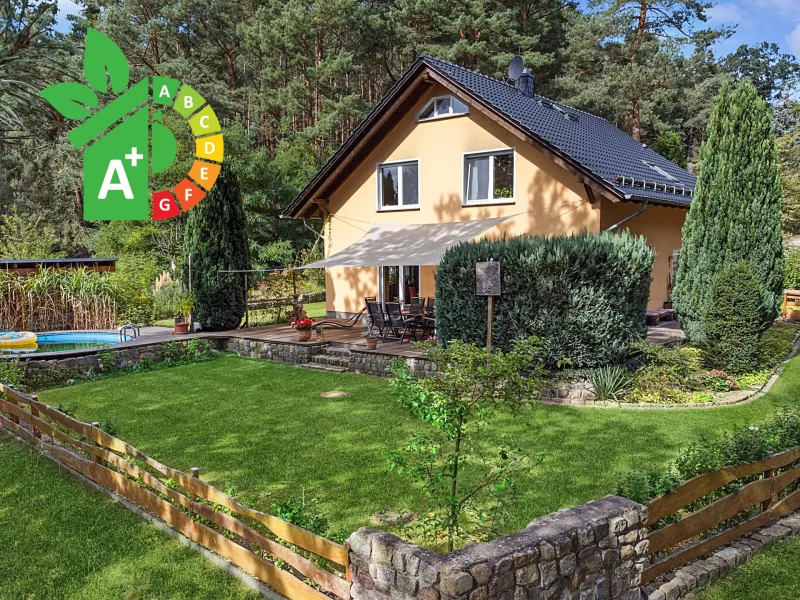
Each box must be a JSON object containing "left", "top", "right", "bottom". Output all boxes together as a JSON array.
[
  {"left": 0, "top": 432, "right": 260, "bottom": 600},
  {"left": 695, "top": 538, "right": 800, "bottom": 600},
  {"left": 37, "top": 354, "right": 800, "bottom": 536}
]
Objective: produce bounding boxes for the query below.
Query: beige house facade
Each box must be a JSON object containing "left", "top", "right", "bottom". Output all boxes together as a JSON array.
[{"left": 283, "top": 56, "right": 693, "bottom": 316}]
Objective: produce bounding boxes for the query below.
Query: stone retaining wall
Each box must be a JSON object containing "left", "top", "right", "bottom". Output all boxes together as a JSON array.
[
  {"left": 17, "top": 340, "right": 224, "bottom": 390},
  {"left": 347, "top": 496, "right": 649, "bottom": 600},
  {"left": 350, "top": 350, "right": 437, "bottom": 378},
  {"left": 222, "top": 337, "right": 320, "bottom": 364}
]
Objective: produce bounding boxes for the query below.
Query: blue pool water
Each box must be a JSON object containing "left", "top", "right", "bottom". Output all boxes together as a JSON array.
[{"left": 1, "top": 331, "right": 131, "bottom": 354}]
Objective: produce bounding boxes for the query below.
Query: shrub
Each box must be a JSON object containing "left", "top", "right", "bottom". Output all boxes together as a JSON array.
[
  {"left": 588, "top": 365, "right": 631, "bottom": 403},
  {"left": 627, "top": 339, "right": 703, "bottom": 403},
  {"left": 0, "top": 358, "right": 25, "bottom": 389},
  {"left": 184, "top": 164, "right": 250, "bottom": 331},
  {"left": 673, "top": 80, "right": 784, "bottom": 342},
  {"left": 697, "top": 370, "right": 738, "bottom": 392},
  {"left": 785, "top": 248, "right": 800, "bottom": 290},
  {"left": 118, "top": 294, "right": 155, "bottom": 326},
  {"left": 435, "top": 231, "right": 655, "bottom": 368},
  {"left": 701, "top": 261, "right": 766, "bottom": 374},
  {"left": 760, "top": 321, "right": 800, "bottom": 367}
]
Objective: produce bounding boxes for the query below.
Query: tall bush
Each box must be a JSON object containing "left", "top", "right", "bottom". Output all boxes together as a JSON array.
[
  {"left": 435, "top": 231, "right": 655, "bottom": 368},
  {"left": 701, "top": 261, "right": 766, "bottom": 374},
  {"left": 673, "top": 80, "right": 784, "bottom": 342},
  {"left": 184, "top": 165, "right": 251, "bottom": 331}
]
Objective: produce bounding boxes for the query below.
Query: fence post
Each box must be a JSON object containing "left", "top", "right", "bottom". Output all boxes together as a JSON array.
[
  {"left": 30, "top": 394, "right": 41, "bottom": 439},
  {"left": 91, "top": 422, "right": 102, "bottom": 464},
  {"left": 8, "top": 390, "right": 19, "bottom": 425},
  {"left": 762, "top": 468, "right": 775, "bottom": 511}
]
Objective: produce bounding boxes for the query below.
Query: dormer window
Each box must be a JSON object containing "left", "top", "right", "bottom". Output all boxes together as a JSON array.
[{"left": 416, "top": 95, "right": 469, "bottom": 122}]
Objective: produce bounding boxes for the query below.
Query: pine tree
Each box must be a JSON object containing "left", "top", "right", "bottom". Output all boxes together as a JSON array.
[
  {"left": 184, "top": 164, "right": 251, "bottom": 331},
  {"left": 673, "top": 79, "right": 784, "bottom": 342}
]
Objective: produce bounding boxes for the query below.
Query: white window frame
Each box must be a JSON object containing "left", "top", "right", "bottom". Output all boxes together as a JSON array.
[
  {"left": 415, "top": 95, "right": 470, "bottom": 122},
  {"left": 376, "top": 159, "right": 420, "bottom": 212},
  {"left": 462, "top": 148, "right": 516, "bottom": 206}
]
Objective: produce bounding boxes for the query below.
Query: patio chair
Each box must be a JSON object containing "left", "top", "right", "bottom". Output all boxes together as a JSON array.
[
  {"left": 424, "top": 297, "right": 435, "bottom": 316},
  {"left": 407, "top": 297, "right": 424, "bottom": 315},
  {"left": 385, "top": 302, "right": 416, "bottom": 342},
  {"left": 366, "top": 301, "right": 391, "bottom": 338}
]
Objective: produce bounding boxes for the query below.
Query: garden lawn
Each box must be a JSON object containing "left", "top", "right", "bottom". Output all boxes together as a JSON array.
[
  {"left": 39, "top": 354, "right": 800, "bottom": 536},
  {"left": 695, "top": 537, "right": 800, "bottom": 600},
  {"left": 0, "top": 432, "right": 259, "bottom": 600}
]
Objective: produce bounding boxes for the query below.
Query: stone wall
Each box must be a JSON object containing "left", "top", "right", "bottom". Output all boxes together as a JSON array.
[
  {"left": 222, "top": 337, "right": 320, "bottom": 364},
  {"left": 17, "top": 341, "right": 215, "bottom": 390},
  {"left": 347, "top": 496, "right": 648, "bottom": 600},
  {"left": 350, "top": 350, "right": 437, "bottom": 378}
]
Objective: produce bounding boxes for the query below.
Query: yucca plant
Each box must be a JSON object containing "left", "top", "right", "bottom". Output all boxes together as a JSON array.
[{"left": 589, "top": 365, "right": 631, "bottom": 404}]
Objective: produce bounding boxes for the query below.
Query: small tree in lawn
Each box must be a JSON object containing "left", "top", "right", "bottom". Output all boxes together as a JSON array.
[
  {"left": 184, "top": 164, "right": 250, "bottom": 331},
  {"left": 702, "top": 261, "right": 766, "bottom": 374},
  {"left": 673, "top": 79, "right": 784, "bottom": 342},
  {"left": 388, "top": 337, "right": 545, "bottom": 551}
]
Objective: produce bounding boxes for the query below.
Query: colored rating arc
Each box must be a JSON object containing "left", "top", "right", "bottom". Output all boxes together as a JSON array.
[{"left": 151, "top": 77, "right": 224, "bottom": 220}]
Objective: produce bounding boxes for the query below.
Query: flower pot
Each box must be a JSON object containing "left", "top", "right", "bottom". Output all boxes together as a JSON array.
[
  {"left": 174, "top": 316, "right": 190, "bottom": 334},
  {"left": 316, "top": 333, "right": 325, "bottom": 342},
  {"left": 365, "top": 339, "right": 378, "bottom": 350},
  {"left": 297, "top": 329, "right": 312, "bottom": 342}
]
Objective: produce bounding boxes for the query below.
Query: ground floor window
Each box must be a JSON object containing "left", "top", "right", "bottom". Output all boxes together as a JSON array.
[{"left": 380, "top": 265, "right": 420, "bottom": 303}]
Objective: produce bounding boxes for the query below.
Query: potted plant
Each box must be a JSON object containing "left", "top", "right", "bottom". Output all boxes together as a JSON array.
[
  {"left": 173, "top": 292, "right": 195, "bottom": 334},
  {"left": 315, "top": 325, "right": 325, "bottom": 342},
  {"left": 363, "top": 328, "right": 379, "bottom": 350},
  {"left": 291, "top": 316, "right": 314, "bottom": 341}
]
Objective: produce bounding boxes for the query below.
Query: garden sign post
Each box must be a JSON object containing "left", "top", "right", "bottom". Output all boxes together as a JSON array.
[{"left": 476, "top": 260, "right": 501, "bottom": 349}]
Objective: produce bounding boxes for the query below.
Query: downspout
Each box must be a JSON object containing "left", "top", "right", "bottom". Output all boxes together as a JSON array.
[{"left": 604, "top": 199, "right": 648, "bottom": 232}]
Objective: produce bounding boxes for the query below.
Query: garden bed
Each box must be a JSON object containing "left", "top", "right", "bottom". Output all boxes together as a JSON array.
[{"left": 541, "top": 322, "right": 800, "bottom": 408}]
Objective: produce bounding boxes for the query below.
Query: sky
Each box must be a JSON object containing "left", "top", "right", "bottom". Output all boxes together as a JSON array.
[{"left": 54, "top": 0, "right": 800, "bottom": 60}]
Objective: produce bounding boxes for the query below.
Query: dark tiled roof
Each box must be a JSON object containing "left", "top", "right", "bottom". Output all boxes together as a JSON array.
[
  {"left": 283, "top": 55, "right": 694, "bottom": 217},
  {"left": 422, "top": 55, "right": 695, "bottom": 205}
]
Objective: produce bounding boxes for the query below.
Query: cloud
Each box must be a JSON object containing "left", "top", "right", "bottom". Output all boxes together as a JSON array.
[
  {"left": 707, "top": 3, "right": 745, "bottom": 26},
  {"left": 752, "top": 0, "right": 800, "bottom": 12},
  {"left": 789, "top": 24, "right": 800, "bottom": 59}
]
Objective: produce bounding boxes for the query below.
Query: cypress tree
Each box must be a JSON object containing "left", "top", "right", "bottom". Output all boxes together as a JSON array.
[
  {"left": 184, "top": 164, "right": 250, "bottom": 331},
  {"left": 673, "top": 79, "right": 784, "bottom": 342}
]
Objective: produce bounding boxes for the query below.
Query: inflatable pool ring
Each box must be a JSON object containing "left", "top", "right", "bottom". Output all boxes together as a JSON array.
[{"left": 0, "top": 331, "right": 37, "bottom": 348}]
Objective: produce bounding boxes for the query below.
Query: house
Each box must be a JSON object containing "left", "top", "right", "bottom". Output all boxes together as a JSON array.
[{"left": 281, "top": 55, "right": 694, "bottom": 317}]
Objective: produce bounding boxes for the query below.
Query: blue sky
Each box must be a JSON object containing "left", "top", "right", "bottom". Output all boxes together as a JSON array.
[{"left": 55, "top": 0, "right": 799, "bottom": 60}]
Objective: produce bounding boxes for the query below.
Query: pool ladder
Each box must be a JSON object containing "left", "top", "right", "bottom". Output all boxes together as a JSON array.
[{"left": 118, "top": 323, "right": 140, "bottom": 342}]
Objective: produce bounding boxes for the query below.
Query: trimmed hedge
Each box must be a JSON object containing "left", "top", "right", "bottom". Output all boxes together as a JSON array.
[{"left": 435, "top": 231, "right": 655, "bottom": 368}]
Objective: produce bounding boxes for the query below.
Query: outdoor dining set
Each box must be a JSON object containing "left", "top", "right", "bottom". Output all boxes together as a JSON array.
[{"left": 365, "top": 297, "right": 435, "bottom": 343}]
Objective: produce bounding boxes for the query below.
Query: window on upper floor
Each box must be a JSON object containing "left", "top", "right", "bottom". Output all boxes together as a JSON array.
[
  {"left": 464, "top": 149, "right": 515, "bottom": 205},
  {"left": 416, "top": 95, "right": 469, "bottom": 122},
  {"left": 378, "top": 160, "right": 419, "bottom": 210}
]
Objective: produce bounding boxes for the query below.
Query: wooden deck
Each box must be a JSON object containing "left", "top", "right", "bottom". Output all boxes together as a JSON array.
[{"left": 205, "top": 320, "right": 429, "bottom": 358}]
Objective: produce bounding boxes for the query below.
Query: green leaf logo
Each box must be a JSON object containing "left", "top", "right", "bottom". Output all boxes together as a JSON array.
[
  {"left": 83, "top": 28, "right": 130, "bottom": 94},
  {"left": 39, "top": 82, "right": 98, "bottom": 120}
]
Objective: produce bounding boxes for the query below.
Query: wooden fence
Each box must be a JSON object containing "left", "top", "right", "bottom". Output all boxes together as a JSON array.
[
  {"left": 0, "top": 383, "right": 350, "bottom": 600},
  {"left": 642, "top": 444, "right": 800, "bottom": 585}
]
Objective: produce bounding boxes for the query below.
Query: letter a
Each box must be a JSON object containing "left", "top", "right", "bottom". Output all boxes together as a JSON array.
[
  {"left": 98, "top": 160, "right": 134, "bottom": 199},
  {"left": 159, "top": 85, "right": 172, "bottom": 99}
]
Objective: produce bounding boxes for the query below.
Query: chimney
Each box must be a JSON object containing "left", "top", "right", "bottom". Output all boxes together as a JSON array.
[{"left": 515, "top": 68, "right": 535, "bottom": 98}]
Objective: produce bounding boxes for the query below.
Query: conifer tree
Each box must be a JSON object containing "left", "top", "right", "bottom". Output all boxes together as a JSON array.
[
  {"left": 184, "top": 164, "right": 251, "bottom": 331},
  {"left": 673, "top": 79, "right": 784, "bottom": 342}
]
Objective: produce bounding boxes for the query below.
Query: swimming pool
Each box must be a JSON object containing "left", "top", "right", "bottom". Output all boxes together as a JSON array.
[{"left": 1, "top": 331, "right": 131, "bottom": 354}]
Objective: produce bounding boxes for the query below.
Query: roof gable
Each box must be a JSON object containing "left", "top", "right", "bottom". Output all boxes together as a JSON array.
[{"left": 282, "top": 55, "right": 695, "bottom": 219}]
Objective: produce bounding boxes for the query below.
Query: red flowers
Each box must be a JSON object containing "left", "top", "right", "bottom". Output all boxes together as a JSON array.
[{"left": 291, "top": 317, "right": 314, "bottom": 330}]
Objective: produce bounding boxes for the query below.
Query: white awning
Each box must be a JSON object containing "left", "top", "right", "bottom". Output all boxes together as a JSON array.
[{"left": 299, "top": 217, "right": 513, "bottom": 268}]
